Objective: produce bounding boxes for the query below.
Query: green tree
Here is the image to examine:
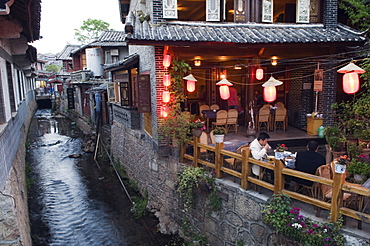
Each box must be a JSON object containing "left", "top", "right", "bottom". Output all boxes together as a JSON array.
[
  {"left": 74, "top": 18, "right": 113, "bottom": 44},
  {"left": 45, "top": 64, "right": 61, "bottom": 73},
  {"left": 339, "top": 0, "right": 370, "bottom": 31}
]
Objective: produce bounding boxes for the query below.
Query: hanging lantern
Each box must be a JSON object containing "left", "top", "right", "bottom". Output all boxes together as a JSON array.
[
  {"left": 256, "top": 68, "right": 264, "bottom": 80},
  {"left": 160, "top": 105, "right": 169, "bottom": 118},
  {"left": 337, "top": 62, "right": 365, "bottom": 94},
  {"left": 187, "top": 80, "right": 196, "bottom": 92},
  {"left": 262, "top": 76, "right": 283, "bottom": 102},
  {"left": 183, "top": 74, "right": 197, "bottom": 93},
  {"left": 162, "top": 90, "right": 170, "bottom": 103},
  {"left": 343, "top": 72, "right": 360, "bottom": 94},
  {"left": 163, "top": 74, "right": 171, "bottom": 87},
  {"left": 216, "top": 78, "right": 233, "bottom": 100},
  {"left": 271, "top": 56, "right": 278, "bottom": 66},
  {"left": 163, "top": 54, "right": 171, "bottom": 68},
  {"left": 194, "top": 59, "right": 201, "bottom": 67}
]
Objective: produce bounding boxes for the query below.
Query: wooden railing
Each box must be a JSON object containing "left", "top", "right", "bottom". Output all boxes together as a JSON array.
[{"left": 182, "top": 138, "right": 370, "bottom": 227}]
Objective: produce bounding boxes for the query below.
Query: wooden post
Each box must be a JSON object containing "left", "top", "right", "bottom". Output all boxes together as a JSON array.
[
  {"left": 180, "top": 142, "right": 186, "bottom": 163},
  {"left": 193, "top": 137, "right": 200, "bottom": 167},
  {"left": 241, "top": 148, "right": 251, "bottom": 190},
  {"left": 330, "top": 170, "right": 345, "bottom": 222},
  {"left": 274, "top": 159, "right": 284, "bottom": 194},
  {"left": 215, "top": 142, "right": 224, "bottom": 179}
]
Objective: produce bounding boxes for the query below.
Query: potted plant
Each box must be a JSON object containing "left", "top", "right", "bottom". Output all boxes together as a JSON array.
[
  {"left": 213, "top": 127, "right": 226, "bottom": 143},
  {"left": 354, "top": 127, "right": 370, "bottom": 148},
  {"left": 324, "top": 125, "right": 346, "bottom": 152},
  {"left": 347, "top": 154, "right": 370, "bottom": 182},
  {"left": 190, "top": 119, "right": 206, "bottom": 138}
]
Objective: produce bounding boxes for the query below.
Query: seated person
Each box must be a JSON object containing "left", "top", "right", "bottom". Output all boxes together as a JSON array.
[
  {"left": 291, "top": 140, "right": 326, "bottom": 187},
  {"left": 249, "top": 132, "right": 271, "bottom": 177}
]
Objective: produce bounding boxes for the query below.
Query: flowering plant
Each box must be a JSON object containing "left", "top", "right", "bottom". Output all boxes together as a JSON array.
[
  {"left": 347, "top": 154, "right": 370, "bottom": 177},
  {"left": 275, "top": 143, "right": 288, "bottom": 152},
  {"left": 336, "top": 155, "right": 350, "bottom": 165},
  {"left": 262, "top": 193, "right": 344, "bottom": 246},
  {"left": 190, "top": 119, "right": 206, "bottom": 130}
]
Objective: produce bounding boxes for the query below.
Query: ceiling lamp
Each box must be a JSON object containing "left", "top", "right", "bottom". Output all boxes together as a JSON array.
[
  {"left": 271, "top": 56, "right": 278, "bottom": 66},
  {"left": 256, "top": 68, "right": 264, "bottom": 80},
  {"left": 194, "top": 59, "right": 201, "bottom": 67},
  {"left": 337, "top": 62, "right": 365, "bottom": 94},
  {"left": 163, "top": 54, "right": 171, "bottom": 68},
  {"left": 183, "top": 74, "right": 197, "bottom": 93},
  {"left": 262, "top": 76, "right": 283, "bottom": 102},
  {"left": 163, "top": 74, "right": 171, "bottom": 87},
  {"left": 216, "top": 78, "right": 233, "bottom": 100},
  {"left": 234, "top": 65, "right": 242, "bottom": 70}
]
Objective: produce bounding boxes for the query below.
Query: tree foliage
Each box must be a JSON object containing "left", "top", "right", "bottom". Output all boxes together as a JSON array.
[
  {"left": 74, "top": 18, "right": 113, "bottom": 44},
  {"left": 45, "top": 64, "right": 62, "bottom": 73},
  {"left": 339, "top": 0, "right": 370, "bottom": 31}
]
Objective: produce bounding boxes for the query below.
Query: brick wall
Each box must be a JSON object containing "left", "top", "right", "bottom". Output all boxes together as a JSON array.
[
  {"left": 323, "top": 0, "right": 338, "bottom": 28},
  {"left": 152, "top": 0, "right": 164, "bottom": 24},
  {"left": 322, "top": 60, "right": 338, "bottom": 126}
]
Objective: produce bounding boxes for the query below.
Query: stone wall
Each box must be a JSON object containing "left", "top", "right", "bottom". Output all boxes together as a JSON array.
[{"left": 0, "top": 97, "right": 37, "bottom": 246}]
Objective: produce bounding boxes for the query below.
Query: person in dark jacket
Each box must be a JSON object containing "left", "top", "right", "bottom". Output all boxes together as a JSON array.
[{"left": 292, "top": 140, "right": 326, "bottom": 186}]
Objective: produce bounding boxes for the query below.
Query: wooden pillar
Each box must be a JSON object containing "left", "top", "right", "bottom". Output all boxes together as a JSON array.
[
  {"left": 330, "top": 170, "right": 345, "bottom": 222},
  {"left": 274, "top": 159, "right": 285, "bottom": 194},
  {"left": 193, "top": 137, "right": 200, "bottom": 167},
  {"left": 215, "top": 142, "right": 224, "bottom": 178},
  {"left": 241, "top": 148, "right": 252, "bottom": 190}
]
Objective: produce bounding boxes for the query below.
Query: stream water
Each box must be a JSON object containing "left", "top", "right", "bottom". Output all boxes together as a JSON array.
[{"left": 27, "top": 109, "right": 175, "bottom": 245}]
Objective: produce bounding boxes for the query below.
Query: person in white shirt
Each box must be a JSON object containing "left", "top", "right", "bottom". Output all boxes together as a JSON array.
[{"left": 249, "top": 132, "right": 271, "bottom": 177}]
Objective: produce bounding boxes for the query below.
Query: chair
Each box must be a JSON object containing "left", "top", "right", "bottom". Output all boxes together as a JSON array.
[
  {"left": 209, "top": 130, "right": 216, "bottom": 144},
  {"left": 293, "top": 167, "right": 320, "bottom": 198},
  {"left": 226, "top": 109, "right": 238, "bottom": 133},
  {"left": 262, "top": 104, "right": 272, "bottom": 108},
  {"left": 276, "top": 102, "right": 285, "bottom": 108},
  {"left": 199, "top": 131, "right": 209, "bottom": 160},
  {"left": 274, "top": 107, "right": 287, "bottom": 131},
  {"left": 224, "top": 145, "right": 249, "bottom": 181},
  {"left": 315, "top": 164, "right": 352, "bottom": 217},
  {"left": 257, "top": 107, "right": 270, "bottom": 131},
  {"left": 212, "top": 110, "right": 228, "bottom": 131},
  {"left": 199, "top": 105, "right": 210, "bottom": 120},
  {"left": 210, "top": 104, "right": 220, "bottom": 110}
]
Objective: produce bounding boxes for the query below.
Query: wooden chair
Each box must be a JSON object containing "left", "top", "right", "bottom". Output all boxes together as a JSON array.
[
  {"left": 210, "top": 104, "right": 220, "bottom": 110},
  {"left": 226, "top": 109, "right": 238, "bottom": 133},
  {"left": 315, "top": 164, "right": 352, "bottom": 217},
  {"left": 212, "top": 110, "right": 228, "bottom": 131},
  {"left": 199, "top": 131, "right": 209, "bottom": 160},
  {"left": 262, "top": 104, "right": 271, "bottom": 108},
  {"left": 209, "top": 130, "right": 216, "bottom": 144},
  {"left": 257, "top": 107, "right": 270, "bottom": 131},
  {"left": 276, "top": 101, "right": 284, "bottom": 108},
  {"left": 224, "top": 145, "right": 249, "bottom": 181},
  {"left": 199, "top": 105, "right": 210, "bottom": 120},
  {"left": 274, "top": 107, "right": 287, "bottom": 131},
  {"left": 293, "top": 167, "right": 320, "bottom": 198}
]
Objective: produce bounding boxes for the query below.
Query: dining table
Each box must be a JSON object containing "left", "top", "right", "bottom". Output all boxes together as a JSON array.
[
  {"left": 202, "top": 109, "right": 218, "bottom": 131},
  {"left": 209, "top": 139, "right": 249, "bottom": 153}
]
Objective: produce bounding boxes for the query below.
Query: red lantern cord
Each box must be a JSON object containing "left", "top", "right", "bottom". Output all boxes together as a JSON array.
[
  {"left": 163, "top": 54, "right": 171, "bottom": 68},
  {"left": 187, "top": 80, "right": 196, "bottom": 92},
  {"left": 263, "top": 86, "right": 277, "bottom": 102},
  {"left": 163, "top": 74, "right": 171, "bottom": 87},
  {"left": 219, "top": 85, "right": 230, "bottom": 100},
  {"left": 162, "top": 90, "right": 170, "bottom": 103},
  {"left": 256, "top": 68, "right": 264, "bottom": 80}
]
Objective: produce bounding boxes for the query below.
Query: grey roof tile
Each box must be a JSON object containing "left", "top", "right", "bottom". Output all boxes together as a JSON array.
[
  {"left": 125, "top": 20, "right": 366, "bottom": 45},
  {"left": 57, "top": 45, "right": 80, "bottom": 60}
]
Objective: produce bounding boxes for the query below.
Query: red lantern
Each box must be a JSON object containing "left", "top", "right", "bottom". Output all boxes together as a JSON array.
[
  {"left": 343, "top": 72, "right": 359, "bottom": 94},
  {"left": 219, "top": 85, "right": 230, "bottom": 100},
  {"left": 256, "top": 68, "right": 264, "bottom": 80},
  {"left": 263, "top": 86, "right": 276, "bottom": 102},
  {"left": 163, "top": 54, "right": 171, "bottom": 68},
  {"left": 187, "top": 80, "right": 196, "bottom": 92},
  {"left": 163, "top": 74, "right": 171, "bottom": 87},
  {"left": 162, "top": 90, "right": 170, "bottom": 103},
  {"left": 160, "top": 105, "right": 169, "bottom": 118}
]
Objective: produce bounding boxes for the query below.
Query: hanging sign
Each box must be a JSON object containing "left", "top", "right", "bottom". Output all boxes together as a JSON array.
[
  {"left": 67, "top": 88, "right": 75, "bottom": 109},
  {"left": 313, "top": 69, "right": 323, "bottom": 91}
]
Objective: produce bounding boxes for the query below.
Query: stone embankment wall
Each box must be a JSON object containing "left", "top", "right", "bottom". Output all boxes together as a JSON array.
[
  {"left": 111, "top": 120, "right": 369, "bottom": 246},
  {"left": 0, "top": 98, "right": 37, "bottom": 246}
]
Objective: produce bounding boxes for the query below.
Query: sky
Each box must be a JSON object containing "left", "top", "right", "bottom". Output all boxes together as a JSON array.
[{"left": 32, "top": 0, "right": 124, "bottom": 55}]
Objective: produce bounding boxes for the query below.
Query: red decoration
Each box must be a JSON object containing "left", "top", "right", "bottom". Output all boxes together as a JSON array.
[
  {"left": 343, "top": 72, "right": 359, "bottom": 94},
  {"left": 163, "top": 74, "right": 171, "bottom": 87},
  {"left": 163, "top": 54, "right": 171, "bottom": 68},
  {"left": 256, "top": 68, "right": 264, "bottom": 80},
  {"left": 162, "top": 90, "right": 170, "bottom": 103},
  {"left": 263, "top": 86, "right": 276, "bottom": 102},
  {"left": 160, "top": 105, "right": 169, "bottom": 118},
  {"left": 187, "top": 80, "right": 196, "bottom": 92}
]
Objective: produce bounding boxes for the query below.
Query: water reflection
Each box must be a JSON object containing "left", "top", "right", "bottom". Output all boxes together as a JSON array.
[{"left": 28, "top": 110, "right": 126, "bottom": 245}]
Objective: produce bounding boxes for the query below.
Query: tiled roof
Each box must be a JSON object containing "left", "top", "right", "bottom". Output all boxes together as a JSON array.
[
  {"left": 57, "top": 45, "right": 80, "bottom": 60},
  {"left": 125, "top": 17, "right": 366, "bottom": 45},
  {"left": 71, "top": 31, "right": 127, "bottom": 54},
  {"left": 104, "top": 53, "right": 139, "bottom": 70}
]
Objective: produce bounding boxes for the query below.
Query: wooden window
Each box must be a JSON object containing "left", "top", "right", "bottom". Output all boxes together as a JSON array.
[
  {"left": 262, "top": 0, "right": 273, "bottom": 23},
  {"left": 144, "top": 113, "right": 153, "bottom": 136},
  {"left": 107, "top": 83, "right": 116, "bottom": 103},
  {"left": 297, "top": 0, "right": 309, "bottom": 23},
  {"left": 163, "top": 0, "right": 178, "bottom": 19},
  {"left": 135, "top": 74, "right": 151, "bottom": 113},
  {"left": 206, "top": 0, "right": 220, "bottom": 21}
]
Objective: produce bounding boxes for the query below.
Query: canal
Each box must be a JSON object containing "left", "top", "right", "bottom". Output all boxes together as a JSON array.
[{"left": 27, "top": 110, "right": 176, "bottom": 245}]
